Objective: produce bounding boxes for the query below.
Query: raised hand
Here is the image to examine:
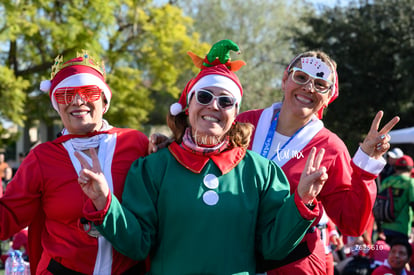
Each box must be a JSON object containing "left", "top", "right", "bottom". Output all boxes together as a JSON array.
[
  {"left": 359, "top": 111, "right": 400, "bottom": 160},
  {"left": 297, "top": 147, "right": 328, "bottom": 204},
  {"left": 75, "top": 148, "right": 109, "bottom": 210}
]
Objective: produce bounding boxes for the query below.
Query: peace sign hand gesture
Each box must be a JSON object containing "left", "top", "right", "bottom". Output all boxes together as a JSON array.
[
  {"left": 297, "top": 147, "right": 328, "bottom": 204},
  {"left": 75, "top": 148, "right": 109, "bottom": 210},
  {"left": 360, "top": 111, "right": 400, "bottom": 160}
]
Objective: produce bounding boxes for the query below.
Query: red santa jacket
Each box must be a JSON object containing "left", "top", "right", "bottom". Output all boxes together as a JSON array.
[{"left": 0, "top": 127, "right": 148, "bottom": 274}]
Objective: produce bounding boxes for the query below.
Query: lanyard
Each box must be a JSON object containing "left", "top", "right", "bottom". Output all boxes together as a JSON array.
[{"left": 260, "top": 111, "right": 309, "bottom": 161}]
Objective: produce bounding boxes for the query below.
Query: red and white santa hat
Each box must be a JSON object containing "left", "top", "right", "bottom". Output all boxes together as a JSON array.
[
  {"left": 40, "top": 54, "right": 112, "bottom": 113},
  {"left": 170, "top": 64, "right": 243, "bottom": 116}
]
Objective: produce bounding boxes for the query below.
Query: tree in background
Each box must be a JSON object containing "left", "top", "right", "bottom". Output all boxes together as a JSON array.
[
  {"left": 292, "top": 0, "right": 414, "bottom": 152},
  {"left": 176, "top": 0, "right": 309, "bottom": 111},
  {"left": 2, "top": 0, "right": 412, "bottom": 154},
  {"left": 0, "top": 66, "right": 28, "bottom": 147},
  {"left": 0, "top": 0, "right": 209, "bottom": 150}
]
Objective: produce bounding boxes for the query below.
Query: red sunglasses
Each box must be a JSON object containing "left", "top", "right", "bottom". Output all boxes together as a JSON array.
[{"left": 54, "top": 85, "right": 102, "bottom": 105}]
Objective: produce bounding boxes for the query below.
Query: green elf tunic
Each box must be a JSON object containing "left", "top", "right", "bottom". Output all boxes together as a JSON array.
[{"left": 84, "top": 142, "right": 319, "bottom": 275}]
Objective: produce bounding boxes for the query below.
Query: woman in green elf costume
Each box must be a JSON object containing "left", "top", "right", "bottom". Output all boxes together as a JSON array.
[{"left": 75, "top": 40, "right": 328, "bottom": 274}]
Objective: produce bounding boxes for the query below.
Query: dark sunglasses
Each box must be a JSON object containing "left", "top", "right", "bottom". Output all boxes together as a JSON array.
[{"left": 195, "top": 89, "right": 236, "bottom": 110}]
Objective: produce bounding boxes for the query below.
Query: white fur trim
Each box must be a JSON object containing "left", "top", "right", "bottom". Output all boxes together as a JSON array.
[
  {"left": 170, "top": 102, "right": 183, "bottom": 116},
  {"left": 353, "top": 147, "right": 386, "bottom": 175},
  {"left": 188, "top": 74, "right": 242, "bottom": 108},
  {"left": 62, "top": 130, "right": 116, "bottom": 273},
  {"left": 252, "top": 102, "right": 323, "bottom": 166},
  {"left": 51, "top": 73, "right": 111, "bottom": 113},
  {"left": 40, "top": 80, "right": 51, "bottom": 92}
]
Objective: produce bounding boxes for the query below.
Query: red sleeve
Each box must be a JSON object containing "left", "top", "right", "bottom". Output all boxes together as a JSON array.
[
  {"left": 28, "top": 210, "right": 45, "bottom": 275},
  {"left": 0, "top": 151, "right": 43, "bottom": 239},
  {"left": 0, "top": 150, "right": 44, "bottom": 274},
  {"left": 321, "top": 155, "right": 377, "bottom": 236},
  {"left": 282, "top": 129, "right": 377, "bottom": 237},
  {"left": 293, "top": 191, "right": 320, "bottom": 220},
  {"left": 83, "top": 192, "right": 112, "bottom": 225},
  {"left": 317, "top": 135, "right": 377, "bottom": 236}
]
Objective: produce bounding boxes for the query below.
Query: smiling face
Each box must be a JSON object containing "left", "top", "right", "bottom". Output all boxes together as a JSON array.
[
  {"left": 57, "top": 91, "right": 106, "bottom": 135},
  {"left": 187, "top": 86, "right": 237, "bottom": 145},
  {"left": 388, "top": 244, "right": 410, "bottom": 271},
  {"left": 281, "top": 55, "right": 335, "bottom": 121}
]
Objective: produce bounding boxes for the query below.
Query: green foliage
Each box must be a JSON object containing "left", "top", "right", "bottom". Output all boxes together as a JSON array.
[
  {"left": 292, "top": 0, "right": 414, "bottom": 152},
  {"left": 105, "top": 67, "right": 153, "bottom": 129},
  {"left": 3, "top": 0, "right": 412, "bottom": 154},
  {"left": 0, "top": 0, "right": 206, "bottom": 140},
  {"left": 0, "top": 67, "right": 28, "bottom": 125},
  {"left": 103, "top": 3, "right": 210, "bottom": 124},
  {"left": 177, "top": 0, "right": 309, "bottom": 112},
  {"left": 0, "top": 66, "right": 28, "bottom": 147}
]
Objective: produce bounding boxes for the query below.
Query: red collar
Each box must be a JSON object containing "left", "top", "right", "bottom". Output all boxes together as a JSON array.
[{"left": 168, "top": 141, "right": 246, "bottom": 175}]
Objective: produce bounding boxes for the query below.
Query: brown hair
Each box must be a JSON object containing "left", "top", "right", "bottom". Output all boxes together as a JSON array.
[{"left": 166, "top": 112, "right": 253, "bottom": 149}]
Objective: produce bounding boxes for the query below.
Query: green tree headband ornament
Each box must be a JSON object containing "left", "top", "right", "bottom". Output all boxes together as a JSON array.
[
  {"left": 187, "top": 39, "right": 246, "bottom": 71},
  {"left": 169, "top": 39, "right": 246, "bottom": 116}
]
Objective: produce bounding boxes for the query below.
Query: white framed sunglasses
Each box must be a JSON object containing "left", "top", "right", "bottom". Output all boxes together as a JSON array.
[
  {"left": 195, "top": 89, "right": 237, "bottom": 110},
  {"left": 289, "top": 67, "right": 333, "bottom": 94}
]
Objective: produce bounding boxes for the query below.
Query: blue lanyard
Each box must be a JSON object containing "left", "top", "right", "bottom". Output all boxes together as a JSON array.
[
  {"left": 260, "top": 112, "right": 280, "bottom": 159},
  {"left": 260, "top": 111, "right": 309, "bottom": 161}
]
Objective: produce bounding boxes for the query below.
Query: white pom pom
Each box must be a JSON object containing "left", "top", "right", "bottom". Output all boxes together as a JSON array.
[
  {"left": 40, "top": 80, "right": 51, "bottom": 92},
  {"left": 170, "top": 102, "right": 183, "bottom": 116}
]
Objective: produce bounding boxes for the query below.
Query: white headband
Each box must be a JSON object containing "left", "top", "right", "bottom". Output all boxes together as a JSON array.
[{"left": 188, "top": 74, "right": 242, "bottom": 107}]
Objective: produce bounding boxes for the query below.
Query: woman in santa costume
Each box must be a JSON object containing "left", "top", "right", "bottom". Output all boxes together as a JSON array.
[
  {"left": 236, "top": 50, "right": 400, "bottom": 274},
  {"left": 76, "top": 40, "right": 329, "bottom": 274},
  {"left": 0, "top": 51, "right": 149, "bottom": 274}
]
